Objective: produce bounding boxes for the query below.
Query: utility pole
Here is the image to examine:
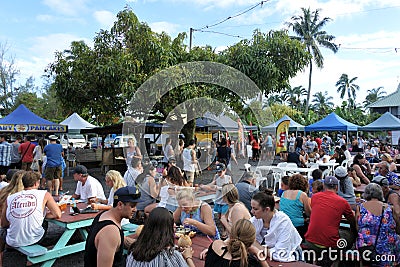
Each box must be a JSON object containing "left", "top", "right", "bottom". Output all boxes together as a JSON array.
[{"left": 189, "top": 28, "right": 193, "bottom": 51}]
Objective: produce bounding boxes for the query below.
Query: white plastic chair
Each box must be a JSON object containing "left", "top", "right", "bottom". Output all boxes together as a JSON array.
[
  {"left": 277, "top": 162, "right": 287, "bottom": 168},
  {"left": 341, "top": 159, "right": 349, "bottom": 168},
  {"left": 322, "top": 169, "right": 331, "bottom": 178},
  {"left": 285, "top": 163, "right": 298, "bottom": 168},
  {"left": 270, "top": 167, "right": 285, "bottom": 193}
]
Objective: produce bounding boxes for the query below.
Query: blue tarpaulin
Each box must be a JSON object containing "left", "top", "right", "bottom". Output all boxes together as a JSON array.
[
  {"left": 360, "top": 112, "right": 400, "bottom": 131},
  {"left": 305, "top": 112, "right": 359, "bottom": 132},
  {"left": 0, "top": 104, "right": 67, "bottom": 133}
]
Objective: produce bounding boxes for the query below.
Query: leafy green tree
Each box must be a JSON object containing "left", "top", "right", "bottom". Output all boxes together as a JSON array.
[
  {"left": 286, "top": 8, "right": 339, "bottom": 116},
  {"left": 0, "top": 43, "right": 21, "bottom": 115},
  {"left": 311, "top": 91, "right": 334, "bottom": 117},
  {"left": 363, "top": 86, "right": 386, "bottom": 107},
  {"left": 335, "top": 73, "right": 359, "bottom": 109},
  {"left": 219, "top": 29, "right": 310, "bottom": 96}
]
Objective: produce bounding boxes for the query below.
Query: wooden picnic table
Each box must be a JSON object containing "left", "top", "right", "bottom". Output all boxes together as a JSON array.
[{"left": 25, "top": 203, "right": 99, "bottom": 267}]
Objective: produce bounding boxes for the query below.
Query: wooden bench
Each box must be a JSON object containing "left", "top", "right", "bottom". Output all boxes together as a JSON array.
[{"left": 15, "top": 244, "right": 48, "bottom": 257}]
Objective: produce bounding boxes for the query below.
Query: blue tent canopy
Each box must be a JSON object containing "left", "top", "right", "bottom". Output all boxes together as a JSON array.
[
  {"left": 261, "top": 115, "right": 304, "bottom": 132},
  {"left": 305, "top": 112, "right": 359, "bottom": 132},
  {"left": 360, "top": 112, "right": 400, "bottom": 131},
  {"left": 0, "top": 104, "right": 67, "bottom": 133}
]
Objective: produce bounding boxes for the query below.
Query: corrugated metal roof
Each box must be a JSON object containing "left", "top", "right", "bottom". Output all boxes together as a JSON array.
[{"left": 367, "top": 83, "right": 400, "bottom": 108}]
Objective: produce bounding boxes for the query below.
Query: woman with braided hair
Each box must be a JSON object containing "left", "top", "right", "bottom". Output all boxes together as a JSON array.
[{"left": 202, "top": 219, "right": 269, "bottom": 267}]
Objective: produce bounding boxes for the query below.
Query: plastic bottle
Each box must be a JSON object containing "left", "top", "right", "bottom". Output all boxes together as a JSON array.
[{"left": 71, "top": 198, "right": 76, "bottom": 208}]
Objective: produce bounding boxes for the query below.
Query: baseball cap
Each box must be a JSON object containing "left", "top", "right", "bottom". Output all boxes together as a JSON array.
[
  {"left": 71, "top": 165, "right": 88, "bottom": 175},
  {"left": 334, "top": 166, "right": 347, "bottom": 178},
  {"left": 324, "top": 176, "right": 339, "bottom": 186},
  {"left": 113, "top": 186, "right": 143, "bottom": 203},
  {"left": 371, "top": 175, "right": 389, "bottom": 187},
  {"left": 216, "top": 163, "right": 226, "bottom": 172},
  {"left": 168, "top": 157, "right": 176, "bottom": 164}
]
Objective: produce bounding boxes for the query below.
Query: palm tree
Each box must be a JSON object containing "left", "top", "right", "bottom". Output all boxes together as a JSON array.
[
  {"left": 363, "top": 86, "right": 386, "bottom": 107},
  {"left": 283, "top": 85, "right": 307, "bottom": 109},
  {"left": 311, "top": 91, "right": 334, "bottom": 115},
  {"left": 335, "top": 73, "right": 359, "bottom": 109},
  {"left": 286, "top": 8, "right": 339, "bottom": 116}
]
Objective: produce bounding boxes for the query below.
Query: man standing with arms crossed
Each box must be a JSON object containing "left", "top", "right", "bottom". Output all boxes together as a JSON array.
[
  {"left": 43, "top": 135, "right": 64, "bottom": 196},
  {"left": 84, "top": 186, "right": 142, "bottom": 267}
]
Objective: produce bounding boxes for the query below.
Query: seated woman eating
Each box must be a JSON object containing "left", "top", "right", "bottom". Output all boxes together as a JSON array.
[{"left": 173, "top": 187, "right": 220, "bottom": 239}]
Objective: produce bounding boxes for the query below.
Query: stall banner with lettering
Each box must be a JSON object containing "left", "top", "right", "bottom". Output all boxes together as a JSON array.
[
  {"left": 0, "top": 124, "right": 67, "bottom": 133},
  {"left": 275, "top": 120, "right": 289, "bottom": 154}
]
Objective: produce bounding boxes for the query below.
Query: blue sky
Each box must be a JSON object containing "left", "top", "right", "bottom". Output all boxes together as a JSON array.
[{"left": 1, "top": 0, "right": 399, "bottom": 106}]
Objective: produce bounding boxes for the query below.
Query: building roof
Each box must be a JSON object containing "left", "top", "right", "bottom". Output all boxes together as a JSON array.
[{"left": 367, "top": 83, "right": 400, "bottom": 108}]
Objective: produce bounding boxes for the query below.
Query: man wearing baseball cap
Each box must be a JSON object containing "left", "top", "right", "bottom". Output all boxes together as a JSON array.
[
  {"left": 71, "top": 165, "right": 106, "bottom": 204},
  {"left": 84, "top": 186, "right": 143, "bottom": 267},
  {"left": 305, "top": 176, "right": 357, "bottom": 266}
]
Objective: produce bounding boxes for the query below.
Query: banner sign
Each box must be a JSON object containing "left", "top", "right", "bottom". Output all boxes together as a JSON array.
[
  {"left": 0, "top": 124, "right": 68, "bottom": 133},
  {"left": 276, "top": 120, "right": 290, "bottom": 155}
]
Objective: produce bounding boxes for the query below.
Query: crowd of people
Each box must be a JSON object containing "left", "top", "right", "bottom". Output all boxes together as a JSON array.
[{"left": 0, "top": 132, "right": 400, "bottom": 267}]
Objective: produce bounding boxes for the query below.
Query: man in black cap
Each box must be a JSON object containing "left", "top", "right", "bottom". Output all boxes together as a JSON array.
[
  {"left": 71, "top": 165, "right": 106, "bottom": 204},
  {"left": 84, "top": 186, "right": 143, "bottom": 267}
]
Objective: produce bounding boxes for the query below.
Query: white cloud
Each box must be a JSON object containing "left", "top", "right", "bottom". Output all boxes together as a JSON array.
[
  {"left": 14, "top": 33, "right": 92, "bottom": 85},
  {"left": 42, "top": 0, "right": 89, "bottom": 16},
  {"left": 93, "top": 10, "right": 116, "bottom": 30},
  {"left": 36, "top": 14, "right": 54, "bottom": 22},
  {"left": 149, "top": 21, "right": 180, "bottom": 35}
]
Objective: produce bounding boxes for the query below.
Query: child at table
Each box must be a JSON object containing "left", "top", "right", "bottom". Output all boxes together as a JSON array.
[{"left": 199, "top": 163, "right": 232, "bottom": 238}]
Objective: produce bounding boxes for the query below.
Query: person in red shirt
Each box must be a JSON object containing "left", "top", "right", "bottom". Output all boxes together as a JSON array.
[
  {"left": 305, "top": 176, "right": 357, "bottom": 266},
  {"left": 18, "top": 136, "right": 36, "bottom": 171},
  {"left": 314, "top": 136, "right": 322, "bottom": 150}
]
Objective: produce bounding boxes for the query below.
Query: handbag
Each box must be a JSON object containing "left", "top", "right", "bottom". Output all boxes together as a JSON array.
[
  {"left": 359, "top": 204, "right": 385, "bottom": 263},
  {"left": 31, "top": 160, "right": 39, "bottom": 171}
]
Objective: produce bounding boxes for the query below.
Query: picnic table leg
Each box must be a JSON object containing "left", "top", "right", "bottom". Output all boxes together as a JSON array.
[{"left": 28, "top": 229, "right": 77, "bottom": 267}]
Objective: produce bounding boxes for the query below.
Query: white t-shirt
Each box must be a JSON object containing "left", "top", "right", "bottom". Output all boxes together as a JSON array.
[
  {"left": 251, "top": 211, "right": 302, "bottom": 262},
  {"left": 0, "top": 181, "right": 9, "bottom": 189},
  {"left": 182, "top": 148, "right": 195, "bottom": 172},
  {"left": 6, "top": 189, "right": 46, "bottom": 247},
  {"left": 75, "top": 176, "right": 106, "bottom": 202}
]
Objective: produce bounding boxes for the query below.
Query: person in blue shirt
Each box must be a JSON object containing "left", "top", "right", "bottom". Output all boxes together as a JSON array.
[{"left": 43, "top": 135, "right": 63, "bottom": 196}]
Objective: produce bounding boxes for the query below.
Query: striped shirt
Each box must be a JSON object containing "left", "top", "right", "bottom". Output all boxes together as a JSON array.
[
  {"left": 0, "top": 141, "right": 12, "bottom": 166},
  {"left": 126, "top": 249, "right": 188, "bottom": 267}
]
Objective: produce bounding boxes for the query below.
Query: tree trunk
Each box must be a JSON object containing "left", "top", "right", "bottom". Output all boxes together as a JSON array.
[
  {"left": 181, "top": 120, "right": 195, "bottom": 145},
  {"left": 304, "top": 60, "right": 313, "bottom": 116}
]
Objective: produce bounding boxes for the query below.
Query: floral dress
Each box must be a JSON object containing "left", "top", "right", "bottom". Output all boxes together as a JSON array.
[{"left": 356, "top": 203, "right": 400, "bottom": 266}]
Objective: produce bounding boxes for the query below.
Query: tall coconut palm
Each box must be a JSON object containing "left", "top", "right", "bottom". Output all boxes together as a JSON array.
[
  {"left": 311, "top": 91, "right": 334, "bottom": 115},
  {"left": 363, "top": 86, "right": 386, "bottom": 107},
  {"left": 335, "top": 73, "right": 359, "bottom": 109},
  {"left": 283, "top": 85, "right": 307, "bottom": 109},
  {"left": 286, "top": 8, "right": 339, "bottom": 116}
]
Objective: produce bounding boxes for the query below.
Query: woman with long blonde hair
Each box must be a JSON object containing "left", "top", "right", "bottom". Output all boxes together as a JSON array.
[
  {"left": 0, "top": 170, "right": 25, "bottom": 266},
  {"left": 92, "top": 170, "right": 126, "bottom": 211}
]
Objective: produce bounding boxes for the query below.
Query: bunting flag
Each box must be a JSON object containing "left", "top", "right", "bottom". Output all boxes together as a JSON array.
[
  {"left": 276, "top": 120, "right": 290, "bottom": 155},
  {"left": 237, "top": 118, "right": 245, "bottom": 158},
  {"left": 249, "top": 121, "right": 254, "bottom": 141}
]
